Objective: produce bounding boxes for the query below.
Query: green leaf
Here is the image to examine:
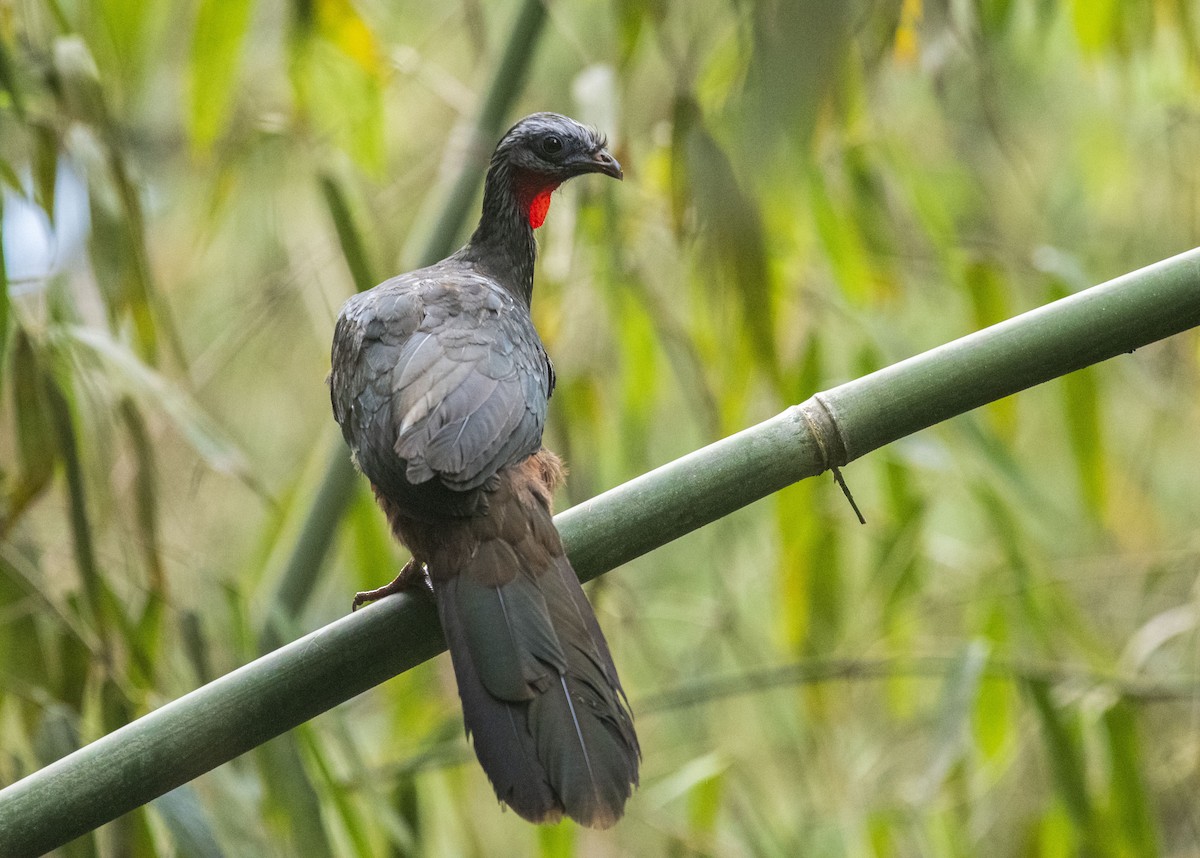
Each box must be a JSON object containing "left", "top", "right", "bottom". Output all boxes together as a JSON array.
[
  {"left": 296, "top": 725, "right": 376, "bottom": 858},
  {"left": 97, "top": 576, "right": 155, "bottom": 687},
  {"left": 188, "top": 0, "right": 256, "bottom": 150},
  {"left": 920, "top": 641, "right": 988, "bottom": 794},
  {"left": 84, "top": 165, "right": 162, "bottom": 364},
  {"left": 1172, "top": 0, "right": 1200, "bottom": 67},
  {"left": 0, "top": 552, "right": 51, "bottom": 695},
  {"left": 978, "top": 0, "right": 1016, "bottom": 35},
  {"left": 50, "top": 326, "right": 251, "bottom": 480},
  {"left": 671, "top": 95, "right": 781, "bottom": 386},
  {"left": 319, "top": 171, "right": 377, "bottom": 293},
  {"left": 179, "top": 609, "right": 213, "bottom": 685},
  {"left": 1025, "top": 680, "right": 1094, "bottom": 836},
  {"left": 151, "top": 787, "right": 225, "bottom": 858},
  {"left": 1071, "top": 0, "right": 1119, "bottom": 54},
  {"left": 1035, "top": 802, "right": 1077, "bottom": 858},
  {"left": 119, "top": 398, "right": 165, "bottom": 596},
  {"left": 256, "top": 735, "right": 335, "bottom": 858},
  {"left": 6, "top": 330, "right": 58, "bottom": 529},
  {"left": 1062, "top": 363, "right": 1105, "bottom": 516},
  {"left": 973, "top": 674, "right": 1013, "bottom": 762},
  {"left": 44, "top": 376, "right": 105, "bottom": 629},
  {"left": 135, "top": 591, "right": 165, "bottom": 680},
  {"left": 86, "top": 177, "right": 129, "bottom": 309},
  {"left": 648, "top": 752, "right": 728, "bottom": 809},
  {"left": 344, "top": 473, "right": 399, "bottom": 595},
  {"left": 33, "top": 704, "right": 82, "bottom": 766},
  {"left": 52, "top": 36, "right": 107, "bottom": 129},
  {"left": 1103, "top": 702, "right": 1158, "bottom": 857},
  {"left": 867, "top": 810, "right": 897, "bottom": 857},
  {"left": 775, "top": 482, "right": 812, "bottom": 652},
  {"left": 32, "top": 124, "right": 58, "bottom": 226},
  {"left": 844, "top": 146, "right": 901, "bottom": 300},
  {"left": 106, "top": 157, "right": 162, "bottom": 364},
  {"left": 611, "top": 0, "right": 665, "bottom": 67},
  {"left": 537, "top": 818, "right": 576, "bottom": 858},
  {"left": 256, "top": 439, "right": 359, "bottom": 650},
  {"left": 807, "top": 163, "right": 873, "bottom": 303},
  {"left": 0, "top": 191, "right": 9, "bottom": 396},
  {"left": 687, "top": 763, "right": 723, "bottom": 839},
  {"left": 0, "top": 32, "right": 25, "bottom": 117},
  {"left": 973, "top": 606, "right": 1014, "bottom": 761},
  {"left": 743, "top": 0, "right": 852, "bottom": 154},
  {"left": 290, "top": 3, "right": 386, "bottom": 174},
  {"left": 974, "top": 485, "right": 1053, "bottom": 653},
  {"left": 878, "top": 455, "right": 926, "bottom": 618},
  {"left": 55, "top": 32, "right": 170, "bottom": 365},
  {"left": 804, "top": 496, "right": 843, "bottom": 658},
  {"left": 616, "top": 288, "right": 658, "bottom": 468},
  {"left": 0, "top": 156, "right": 22, "bottom": 194},
  {"left": 92, "top": 0, "right": 156, "bottom": 85}
]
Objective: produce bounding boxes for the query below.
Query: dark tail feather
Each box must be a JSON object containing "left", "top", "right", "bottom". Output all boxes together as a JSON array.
[
  {"left": 529, "top": 555, "right": 639, "bottom": 828},
  {"left": 431, "top": 538, "right": 639, "bottom": 828},
  {"left": 435, "top": 585, "right": 561, "bottom": 822}
]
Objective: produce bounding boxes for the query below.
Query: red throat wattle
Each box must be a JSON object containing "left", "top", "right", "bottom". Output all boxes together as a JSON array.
[
  {"left": 516, "top": 170, "right": 560, "bottom": 229},
  {"left": 527, "top": 188, "right": 554, "bottom": 229}
]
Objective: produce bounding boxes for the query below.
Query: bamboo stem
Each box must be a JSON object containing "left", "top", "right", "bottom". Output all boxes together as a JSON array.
[{"left": 2, "top": 248, "right": 1199, "bottom": 856}]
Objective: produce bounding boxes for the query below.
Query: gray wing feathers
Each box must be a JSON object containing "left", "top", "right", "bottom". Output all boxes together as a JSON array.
[{"left": 330, "top": 270, "right": 549, "bottom": 494}]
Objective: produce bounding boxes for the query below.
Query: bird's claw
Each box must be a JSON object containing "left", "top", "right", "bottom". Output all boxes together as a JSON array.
[{"left": 351, "top": 559, "right": 432, "bottom": 611}]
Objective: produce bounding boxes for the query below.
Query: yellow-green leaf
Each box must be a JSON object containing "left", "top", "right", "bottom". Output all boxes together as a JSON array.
[{"left": 188, "top": 0, "right": 256, "bottom": 150}]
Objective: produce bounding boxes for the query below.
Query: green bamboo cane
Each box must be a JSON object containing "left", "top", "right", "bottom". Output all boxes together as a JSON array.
[{"left": 1, "top": 248, "right": 1198, "bottom": 856}]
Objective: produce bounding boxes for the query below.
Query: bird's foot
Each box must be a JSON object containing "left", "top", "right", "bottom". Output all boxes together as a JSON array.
[{"left": 351, "top": 559, "right": 431, "bottom": 612}]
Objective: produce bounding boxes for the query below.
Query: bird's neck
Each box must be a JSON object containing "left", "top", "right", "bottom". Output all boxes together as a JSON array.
[{"left": 461, "top": 161, "right": 558, "bottom": 308}]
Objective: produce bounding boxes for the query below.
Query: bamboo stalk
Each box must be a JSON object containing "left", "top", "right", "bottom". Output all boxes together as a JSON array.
[
  {"left": 1, "top": 248, "right": 1198, "bottom": 856},
  {"left": 560, "top": 247, "right": 1200, "bottom": 581}
]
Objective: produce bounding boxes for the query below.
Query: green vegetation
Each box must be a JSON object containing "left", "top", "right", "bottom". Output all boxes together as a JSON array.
[{"left": 2, "top": 1, "right": 1199, "bottom": 855}]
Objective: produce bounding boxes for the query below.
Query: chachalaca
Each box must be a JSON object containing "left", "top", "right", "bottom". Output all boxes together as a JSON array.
[{"left": 329, "top": 113, "right": 639, "bottom": 828}]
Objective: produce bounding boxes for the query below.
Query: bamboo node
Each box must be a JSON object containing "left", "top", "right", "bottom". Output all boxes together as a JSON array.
[{"left": 799, "top": 396, "right": 866, "bottom": 525}]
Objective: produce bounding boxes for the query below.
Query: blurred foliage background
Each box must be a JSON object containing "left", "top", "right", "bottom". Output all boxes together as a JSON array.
[{"left": 2, "top": 0, "right": 1200, "bottom": 855}]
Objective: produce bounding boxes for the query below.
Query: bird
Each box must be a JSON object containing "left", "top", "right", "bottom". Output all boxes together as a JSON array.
[{"left": 328, "top": 113, "right": 639, "bottom": 828}]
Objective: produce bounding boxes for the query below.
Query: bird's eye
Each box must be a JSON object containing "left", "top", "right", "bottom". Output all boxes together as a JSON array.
[{"left": 540, "top": 135, "right": 563, "bottom": 157}]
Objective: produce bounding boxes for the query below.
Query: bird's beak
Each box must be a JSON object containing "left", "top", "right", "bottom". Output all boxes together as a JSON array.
[{"left": 572, "top": 148, "right": 623, "bottom": 181}]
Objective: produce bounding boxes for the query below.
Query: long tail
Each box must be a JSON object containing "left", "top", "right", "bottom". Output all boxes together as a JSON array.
[{"left": 421, "top": 459, "right": 639, "bottom": 828}]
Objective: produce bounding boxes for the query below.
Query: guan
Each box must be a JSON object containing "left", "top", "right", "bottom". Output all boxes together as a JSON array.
[{"left": 329, "top": 113, "right": 639, "bottom": 827}]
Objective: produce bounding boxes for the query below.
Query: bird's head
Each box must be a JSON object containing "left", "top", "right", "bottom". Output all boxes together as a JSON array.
[{"left": 491, "top": 112, "right": 622, "bottom": 228}]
